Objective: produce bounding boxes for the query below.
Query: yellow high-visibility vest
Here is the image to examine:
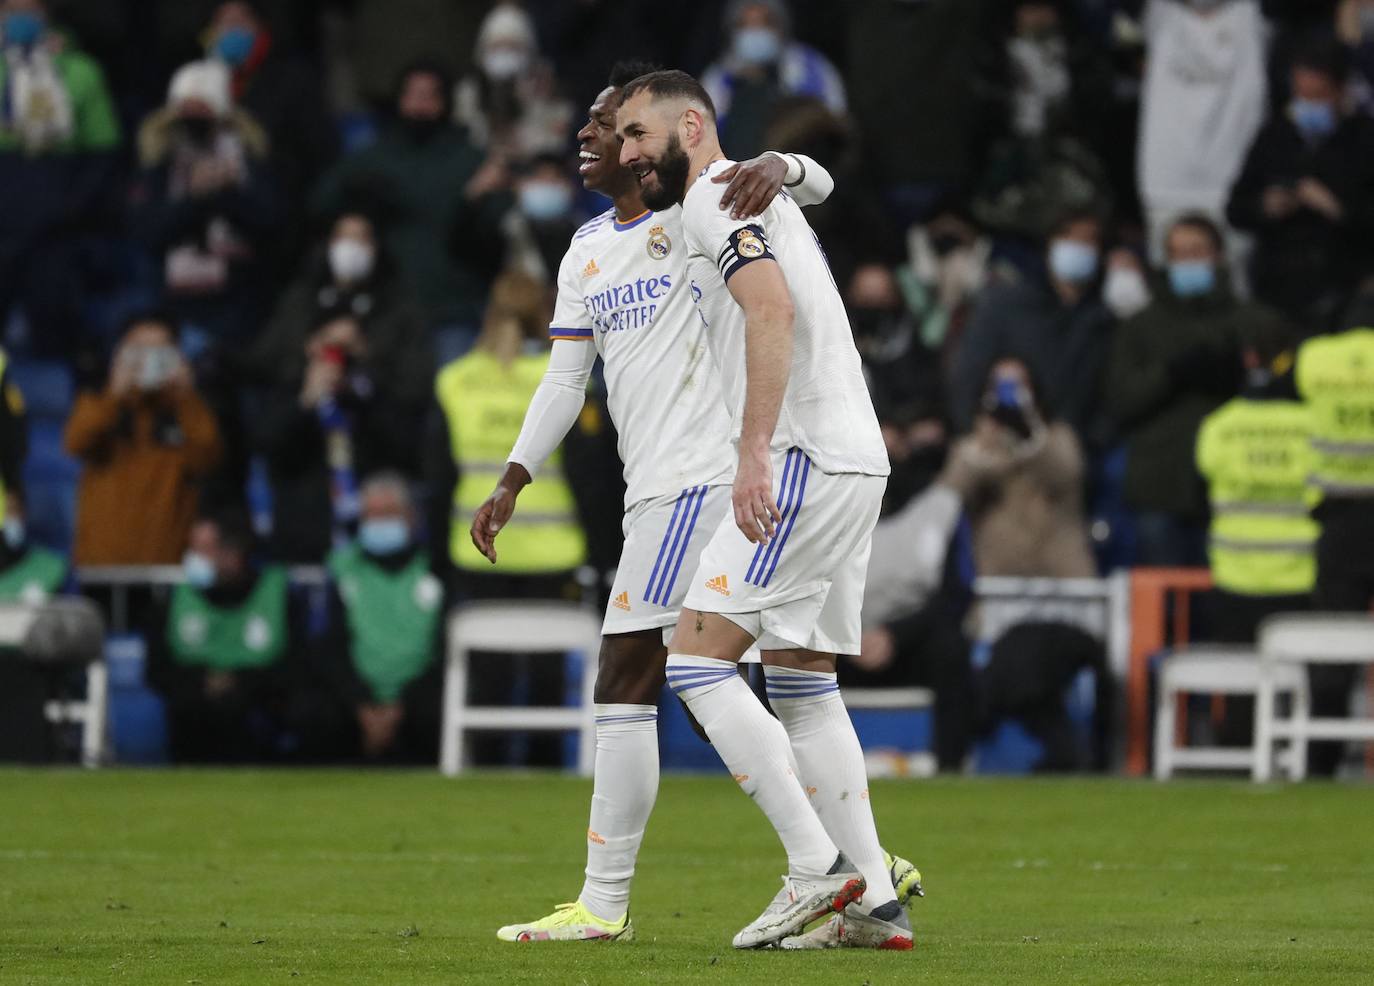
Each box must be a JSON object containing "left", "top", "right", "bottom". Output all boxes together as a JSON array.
[
  {"left": 435, "top": 350, "right": 586, "bottom": 573},
  {"left": 1196, "top": 397, "right": 1318, "bottom": 596},
  {"left": 1295, "top": 327, "right": 1374, "bottom": 499}
]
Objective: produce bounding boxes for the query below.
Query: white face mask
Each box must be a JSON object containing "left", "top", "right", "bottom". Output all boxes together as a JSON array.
[
  {"left": 329, "top": 239, "right": 375, "bottom": 284},
  {"left": 482, "top": 48, "right": 528, "bottom": 82},
  {"left": 1102, "top": 266, "right": 1152, "bottom": 318}
]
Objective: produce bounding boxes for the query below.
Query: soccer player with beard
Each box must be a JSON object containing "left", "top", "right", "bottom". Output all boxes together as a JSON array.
[
  {"left": 615, "top": 71, "right": 911, "bottom": 950},
  {"left": 475, "top": 62, "right": 922, "bottom": 945}
]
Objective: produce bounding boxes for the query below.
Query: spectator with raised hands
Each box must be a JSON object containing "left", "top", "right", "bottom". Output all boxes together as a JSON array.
[
  {"left": 1228, "top": 34, "right": 1374, "bottom": 323},
  {"left": 64, "top": 312, "right": 222, "bottom": 566}
]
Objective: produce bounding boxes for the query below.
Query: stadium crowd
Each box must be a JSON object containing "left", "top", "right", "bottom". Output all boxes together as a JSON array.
[{"left": 1, "top": 0, "right": 1372, "bottom": 772}]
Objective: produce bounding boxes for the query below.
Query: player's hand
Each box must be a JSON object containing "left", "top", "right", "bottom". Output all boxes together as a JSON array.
[
  {"left": 733, "top": 447, "right": 781, "bottom": 544},
  {"left": 713, "top": 153, "right": 789, "bottom": 221},
  {"left": 470, "top": 486, "right": 518, "bottom": 564}
]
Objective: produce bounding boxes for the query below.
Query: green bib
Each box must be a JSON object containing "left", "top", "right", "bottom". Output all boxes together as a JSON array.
[
  {"left": 0, "top": 547, "right": 66, "bottom": 603},
  {"left": 328, "top": 544, "right": 442, "bottom": 702},
  {"left": 167, "top": 566, "right": 289, "bottom": 670}
]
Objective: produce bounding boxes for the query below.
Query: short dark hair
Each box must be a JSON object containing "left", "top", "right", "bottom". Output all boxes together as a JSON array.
[
  {"left": 607, "top": 59, "right": 662, "bottom": 90},
  {"left": 1167, "top": 212, "right": 1225, "bottom": 254},
  {"left": 118, "top": 309, "right": 180, "bottom": 343},
  {"left": 1046, "top": 205, "right": 1102, "bottom": 241},
  {"left": 619, "top": 69, "right": 717, "bottom": 121},
  {"left": 1291, "top": 33, "right": 1349, "bottom": 85},
  {"left": 196, "top": 505, "right": 257, "bottom": 557}
]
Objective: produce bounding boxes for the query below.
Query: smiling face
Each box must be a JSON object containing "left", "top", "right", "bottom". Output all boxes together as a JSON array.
[
  {"left": 616, "top": 89, "right": 691, "bottom": 210},
  {"left": 575, "top": 86, "right": 635, "bottom": 197}
]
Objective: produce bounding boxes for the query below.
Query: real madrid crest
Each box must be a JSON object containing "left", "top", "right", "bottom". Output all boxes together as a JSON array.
[
  {"left": 735, "top": 228, "right": 764, "bottom": 259},
  {"left": 646, "top": 224, "right": 672, "bottom": 260}
]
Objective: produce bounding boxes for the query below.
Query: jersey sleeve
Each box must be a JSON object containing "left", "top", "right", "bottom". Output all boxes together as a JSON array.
[
  {"left": 683, "top": 172, "right": 778, "bottom": 284},
  {"left": 548, "top": 247, "right": 595, "bottom": 341}
]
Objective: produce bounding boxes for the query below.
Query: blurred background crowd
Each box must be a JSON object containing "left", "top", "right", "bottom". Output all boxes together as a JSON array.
[{"left": 1, "top": 0, "right": 1373, "bottom": 773}]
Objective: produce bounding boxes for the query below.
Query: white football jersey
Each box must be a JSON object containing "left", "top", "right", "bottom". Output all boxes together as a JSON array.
[
  {"left": 550, "top": 206, "right": 734, "bottom": 507},
  {"left": 680, "top": 160, "right": 889, "bottom": 477}
]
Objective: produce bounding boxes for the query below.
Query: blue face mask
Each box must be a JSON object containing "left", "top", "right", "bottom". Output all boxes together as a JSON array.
[
  {"left": 183, "top": 551, "right": 217, "bottom": 589},
  {"left": 3, "top": 11, "right": 44, "bottom": 48},
  {"left": 3, "top": 518, "right": 25, "bottom": 549},
  {"left": 1291, "top": 98, "right": 1337, "bottom": 140},
  {"left": 359, "top": 518, "right": 410, "bottom": 556},
  {"left": 518, "top": 181, "right": 573, "bottom": 222},
  {"left": 1168, "top": 260, "right": 1216, "bottom": 298},
  {"left": 1048, "top": 238, "right": 1099, "bottom": 285},
  {"left": 733, "top": 27, "right": 782, "bottom": 66},
  {"left": 214, "top": 26, "right": 256, "bottom": 66}
]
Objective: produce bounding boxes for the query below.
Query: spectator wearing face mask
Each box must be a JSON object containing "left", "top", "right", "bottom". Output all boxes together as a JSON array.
[
  {"left": 901, "top": 206, "right": 993, "bottom": 372},
  {"left": 453, "top": 3, "right": 571, "bottom": 160},
  {"left": 312, "top": 60, "right": 512, "bottom": 356},
  {"left": 252, "top": 210, "right": 432, "bottom": 409},
  {"left": 701, "top": 0, "right": 846, "bottom": 159},
  {"left": 0, "top": 0, "right": 120, "bottom": 353},
  {"left": 501, "top": 153, "right": 584, "bottom": 283},
  {"left": 312, "top": 473, "right": 444, "bottom": 762},
  {"left": 949, "top": 208, "right": 1114, "bottom": 447},
  {"left": 146, "top": 508, "right": 302, "bottom": 763},
  {"left": 1228, "top": 35, "right": 1374, "bottom": 323},
  {"left": 130, "top": 59, "right": 282, "bottom": 343},
  {"left": 1105, "top": 214, "right": 1291, "bottom": 566},
  {"left": 847, "top": 262, "right": 944, "bottom": 442},
  {"left": 64, "top": 313, "right": 223, "bottom": 566},
  {"left": 1136, "top": 0, "right": 1268, "bottom": 260}
]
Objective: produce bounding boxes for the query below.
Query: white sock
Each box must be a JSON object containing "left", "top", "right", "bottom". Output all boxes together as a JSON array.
[
  {"left": 577, "top": 704, "right": 659, "bottom": 922},
  {"left": 666, "top": 654, "right": 838, "bottom": 875},
  {"left": 764, "top": 665, "right": 897, "bottom": 912}
]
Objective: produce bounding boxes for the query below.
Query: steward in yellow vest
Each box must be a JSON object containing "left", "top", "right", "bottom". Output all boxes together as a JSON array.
[
  {"left": 434, "top": 273, "right": 586, "bottom": 576},
  {"left": 1294, "top": 326, "right": 1374, "bottom": 775}
]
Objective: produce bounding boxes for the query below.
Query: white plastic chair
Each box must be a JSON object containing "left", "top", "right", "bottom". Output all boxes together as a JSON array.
[
  {"left": 1153, "top": 646, "right": 1306, "bottom": 780},
  {"left": 1255, "top": 613, "right": 1374, "bottom": 782},
  {"left": 440, "top": 601, "right": 601, "bottom": 776}
]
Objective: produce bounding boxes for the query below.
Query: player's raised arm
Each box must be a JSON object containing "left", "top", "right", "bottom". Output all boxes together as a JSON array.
[
  {"left": 724, "top": 244, "right": 794, "bottom": 545},
  {"left": 712, "top": 153, "right": 834, "bottom": 219}
]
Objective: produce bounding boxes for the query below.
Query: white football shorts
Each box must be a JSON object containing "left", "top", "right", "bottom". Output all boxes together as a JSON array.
[{"left": 680, "top": 446, "right": 885, "bottom": 656}]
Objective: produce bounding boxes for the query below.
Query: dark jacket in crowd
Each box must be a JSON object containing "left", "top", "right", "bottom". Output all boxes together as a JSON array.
[
  {"left": 250, "top": 249, "right": 434, "bottom": 399},
  {"left": 949, "top": 274, "right": 1114, "bottom": 445},
  {"left": 310, "top": 123, "right": 510, "bottom": 328},
  {"left": 1227, "top": 111, "right": 1374, "bottom": 320},
  {"left": 846, "top": 0, "right": 1000, "bottom": 189},
  {"left": 1104, "top": 276, "right": 1290, "bottom": 522},
  {"left": 129, "top": 108, "right": 283, "bottom": 341},
  {"left": 254, "top": 369, "right": 426, "bottom": 564}
]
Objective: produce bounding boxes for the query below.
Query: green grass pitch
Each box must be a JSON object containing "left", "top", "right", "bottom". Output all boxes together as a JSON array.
[{"left": 2, "top": 770, "right": 1371, "bottom": 984}]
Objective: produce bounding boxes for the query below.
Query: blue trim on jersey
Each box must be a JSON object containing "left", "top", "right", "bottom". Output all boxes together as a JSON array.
[
  {"left": 747, "top": 450, "right": 802, "bottom": 587},
  {"left": 654, "top": 485, "right": 707, "bottom": 605},
  {"left": 549, "top": 326, "right": 594, "bottom": 338},
  {"left": 573, "top": 211, "right": 614, "bottom": 240},
  {"left": 643, "top": 488, "right": 691, "bottom": 604},
  {"left": 759, "top": 453, "right": 811, "bottom": 588},
  {"left": 612, "top": 210, "right": 655, "bottom": 232}
]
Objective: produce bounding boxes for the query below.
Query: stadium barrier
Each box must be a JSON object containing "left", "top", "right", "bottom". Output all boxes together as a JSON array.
[{"left": 77, "top": 565, "right": 328, "bottom": 633}]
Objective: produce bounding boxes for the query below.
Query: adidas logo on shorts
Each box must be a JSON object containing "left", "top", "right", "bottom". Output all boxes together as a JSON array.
[
  {"left": 612, "top": 591, "right": 631, "bottom": 611},
  {"left": 705, "top": 574, "right": 730, "bottom": 596}
]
